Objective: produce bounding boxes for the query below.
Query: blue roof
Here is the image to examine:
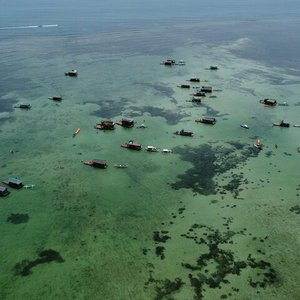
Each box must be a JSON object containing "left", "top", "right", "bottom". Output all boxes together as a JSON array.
[{"left": 10, "top": 177, "right": 22, "bottom": 184}]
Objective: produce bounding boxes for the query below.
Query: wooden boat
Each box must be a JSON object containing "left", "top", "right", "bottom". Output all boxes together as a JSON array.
[
  {"left": 48, "top": 96, "right": 63, "bottom": 101},
  {"left": 195, "top": 117, "right": 217, "bottom": 125},
  {"left": 273, "top": 120, "right": 290, "bottom": 127},
  {"left": 95, "top": 120, "right": 115, "bottom": 130},
  {"left": 116, "top": 118, "right": 134, "bottom": 128},
  {"left": 121, "top": 140, "right": 142, "bottom": 150},
  {"left": 73, "top": 128, "right": 80, "bottom": 137},
  {"left": 209, "top": 65, "right": 218, "bottom": 70},
  {"left": 2, "top": 177, "right": 23, "bottom": 189},
  {"left": 14, "top": 103, "right": 31, "bottom": 109},
  {"left": 84, "top": 160, "right": 108, "bottom": 169},
  {"left": 65, "top": 70, "right": 78, "bottom": 77},
  {"left": 0, "top": 185, "right": 10, "bottom": 197},
  {"left": 200, "top": 86, "right": 212, "bottom": 93},
  {"left": 189, "top": 78, "right": 200, "bottom": 82},
  {"left": 254, "top": 139, "right": 262, "bottom": 150},
  {"left": 259, "top": 98, "right": 277, "bottom": 106},
  {"left": 161, "top": 59, "right": 176, "bottom": 66},
  {"left": 175, "top": 129, "right": 193, "bottom": 137}
]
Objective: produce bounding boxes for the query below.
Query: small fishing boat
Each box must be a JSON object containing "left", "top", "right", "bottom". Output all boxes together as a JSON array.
[
  {"left": 73, "top": 128, "right": 80, "bottom": 137},
  {"left": 162, "top": 149, "right": 172, "bottom": 153},
  {"left": 260, "top": 98, "right": 277, "bottom": 106},
  {"left": 48, "top": 96, "right": 63, "bottom": 101},
  {"left": 136, "top": 124, "right": 147, "bottom": 129},
  {"left": 254, "top": 139, "right": 262, "bottom": 150},
  {"left": 161, "top": 59, "right": 176, "bottom": 66},
  {"left": 240, "top": 124, "right": 249, "bottom": 129},
  {"left": 95, "top": 120, "right": 115, "bottom": 130},
  {"left": 174, "top": 129, "right": 193, "bottom": 137},
  {"left": 293, "top": 124, "right": 300, "bottom": 128},
  {"left": 121, "top": 140, "right": 142, "bottom": 150},
  {"left": 65, "top": 70, "right": 78, "bottom": 77},
  {"left": 0, "top": 185, "right": 10, "bottom": 197},
  {"left": 273, "top": 120, "right": 290, "bottom": 127},
  {"left": 178, "top": 84, "right": 190, "bottom": 88},
  {"left": 24, "top": 184, "right": 35, "bottom": 189},
  {"left": 14, "top": 103, "right": 31, "bottom": 109},
  {"left": 189, "top": 78, "right": 200, "bottom": 82},
  {"left": 195, "top": 117, "right": 217, "bottom": 125},
  {"left": 84, "top": 160, "right": 108, "bottom": 169},
  {"left": 146, "top": 146, "right": 158, "bottom": 152},
  {"left": 297, "top": 147, "right": 300, "bottom": 153},
  {"left": 201, "top": 86, "right": 213, "bottom": 93},
  {"left": 114, "top": 163, "right": 128, "bottom": 168},
  {"left": 116, "top": 118, "right": 135, "bottom": 128},
  {"left": 193, "top": 91, "right": 206, "bottom": 97},
  {"left": 177, "top": 60, "right": 186, "bottom": 65},
  {"left": 209, "top": 65, "right": 218, "bottom": 70}
]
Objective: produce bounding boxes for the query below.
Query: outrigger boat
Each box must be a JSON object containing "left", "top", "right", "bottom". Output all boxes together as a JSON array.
[
  {"left": 254, "top": 139, "right": 263, "bottom": 150},
  {"left": 73, "top": 128, "right": 80, "bottom": 137},
  {"left": 114, "top": 163, "right": 128, "bottom": 168},
  {"left": 24, "top": 184, "right": 35, "bottom": 189}
]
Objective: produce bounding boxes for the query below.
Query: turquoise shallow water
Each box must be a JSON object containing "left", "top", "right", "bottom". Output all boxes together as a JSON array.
[{"left": 1, "top": 3, "right": 300, "bottom": 299}]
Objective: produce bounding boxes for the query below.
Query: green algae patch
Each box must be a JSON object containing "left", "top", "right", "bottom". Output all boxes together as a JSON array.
[
  {"left": 14, "top": 249, "right": 64, "bottom": 277},
  {"left": 7, "top": 213, "right": 29, "bottom": 224},
  {"left": 171, "top": 143, "right": 259, "bottom": 195}
]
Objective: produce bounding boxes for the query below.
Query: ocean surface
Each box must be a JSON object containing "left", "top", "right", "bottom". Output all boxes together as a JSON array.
[{"left": 1, "top": 1, "right": 300, "bottom": 299}]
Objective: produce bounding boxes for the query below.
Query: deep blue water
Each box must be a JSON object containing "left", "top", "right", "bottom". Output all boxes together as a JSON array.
[{"left": 1, "top": 0, "right": 300, "bottom": 72}]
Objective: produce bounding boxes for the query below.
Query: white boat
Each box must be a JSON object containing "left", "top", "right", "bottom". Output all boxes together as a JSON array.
[
  {"left": 162, "top": 149, "right": 172, "bottom": 153},
  {"left": 146, "top": 146, "right": 158, "bottom": 152},
  {"left": 240, "top": 124, "right": 249, "bottom": 129},
  {"left": 114, "top": 163, "right": 128, "bottom": 168},
  {"left": 24, "top": 184, "right": 35, "bottom": 189},
  {"left": 293, "top": 124, "right": 300, "bottom": 128}
]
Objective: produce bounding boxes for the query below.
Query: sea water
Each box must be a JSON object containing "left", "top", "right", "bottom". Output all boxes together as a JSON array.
[{"left": 0, "top": 1, "right": 300, "bottom": 299}]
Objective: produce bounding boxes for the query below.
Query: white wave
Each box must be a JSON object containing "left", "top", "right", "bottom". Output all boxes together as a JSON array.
[{"left": 0, "top": 24, "right": 58, "bottom": 30}]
